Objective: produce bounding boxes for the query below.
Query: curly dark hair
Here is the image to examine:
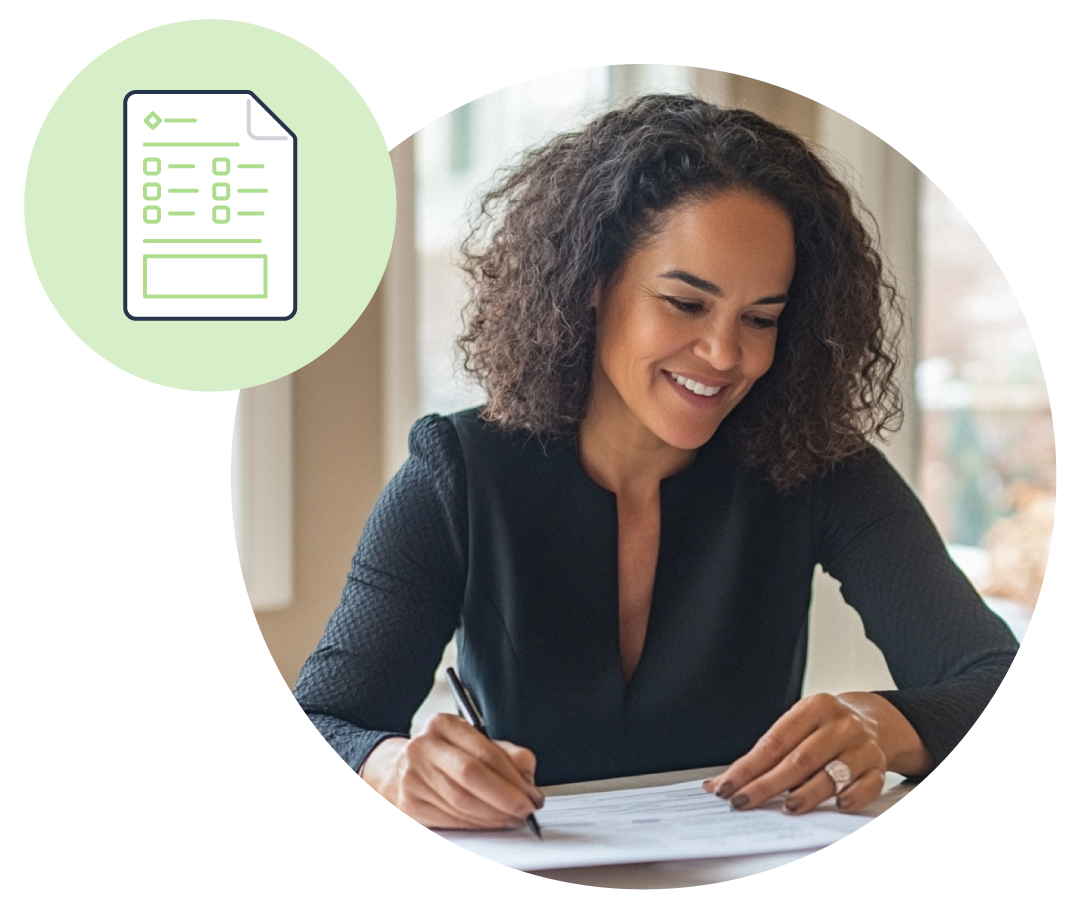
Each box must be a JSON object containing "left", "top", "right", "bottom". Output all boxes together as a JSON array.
[{"left": 457, "top": 94, "right": 903, "bottom": 489}]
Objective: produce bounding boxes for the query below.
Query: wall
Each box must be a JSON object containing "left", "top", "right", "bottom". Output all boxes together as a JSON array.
[
  {"left": 699, "top": 67, "right": 1080, "bottom": 140},
  {"left": 253, "top": 290, "right": 385, "bottom": 688}
]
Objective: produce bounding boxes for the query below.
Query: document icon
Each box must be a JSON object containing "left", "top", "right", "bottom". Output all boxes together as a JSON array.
[{"left": 124, "top": 90, "right": 297, "bottom": 320}]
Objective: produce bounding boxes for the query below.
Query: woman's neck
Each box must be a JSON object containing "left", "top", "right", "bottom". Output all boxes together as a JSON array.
[{"left": 577, "top": 376, "right": 697, "bottom": 496}]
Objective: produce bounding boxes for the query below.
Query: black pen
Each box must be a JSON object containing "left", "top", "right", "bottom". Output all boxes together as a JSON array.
[{"left": 445, "top": 667, "right": 542, "bottom": 839}]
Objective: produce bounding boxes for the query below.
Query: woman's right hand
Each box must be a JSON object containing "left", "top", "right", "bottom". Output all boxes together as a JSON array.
[{"left": 359, "top": 713, "right": 544, "bottom": 830}]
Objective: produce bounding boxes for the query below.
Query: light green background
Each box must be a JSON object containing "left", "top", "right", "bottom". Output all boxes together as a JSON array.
[{"left": 4, "top": 17, "right": 1075, "bottom": 902}]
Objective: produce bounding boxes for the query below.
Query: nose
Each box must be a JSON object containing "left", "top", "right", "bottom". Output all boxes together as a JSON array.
[{"left": 692, "top": 314, "right": 741, "bottom": 372}]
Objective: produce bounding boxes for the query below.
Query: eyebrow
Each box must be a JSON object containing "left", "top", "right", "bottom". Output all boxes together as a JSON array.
[{"left": 658, "top": 270, "right": 789, "bottom": 305}]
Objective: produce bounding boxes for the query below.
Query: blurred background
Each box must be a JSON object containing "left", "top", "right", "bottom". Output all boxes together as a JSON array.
[
  {"left": 235, "top": 66, "right": 1052, "bottom": 731},
  {"left": 917, "top": 180, "right": 1052, "bottom": 623}
]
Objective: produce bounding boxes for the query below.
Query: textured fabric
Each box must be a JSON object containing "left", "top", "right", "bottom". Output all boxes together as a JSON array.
[{"left": 294, "top": 409, "right": 1018, "bottom": 785}]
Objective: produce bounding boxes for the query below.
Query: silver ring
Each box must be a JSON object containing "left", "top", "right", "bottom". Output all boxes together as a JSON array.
[{"left": 824, "top": 759, "right": 852, "bottom": 794}]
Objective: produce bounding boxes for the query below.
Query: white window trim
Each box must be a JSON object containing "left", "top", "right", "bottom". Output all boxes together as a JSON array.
[
  {"left": 232, "top": 374, "right": 294, "bottom": 610},
  {"left": 382, "top": 137, "right": 420, "bottom": 482}
]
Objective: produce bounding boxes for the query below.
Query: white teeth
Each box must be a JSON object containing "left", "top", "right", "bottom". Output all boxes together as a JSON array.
[{"left": 669, "top": 372, "right": 722, "bottom": 397}]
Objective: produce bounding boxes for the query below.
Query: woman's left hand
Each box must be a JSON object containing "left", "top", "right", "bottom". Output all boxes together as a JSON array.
[{"left": 702, "top": 692, "right": 931, "bottom": 815}]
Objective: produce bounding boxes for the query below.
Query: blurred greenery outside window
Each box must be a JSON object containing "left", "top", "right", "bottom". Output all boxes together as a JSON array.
[{"left": 917, "top": 179, "right": 1052, "bottom": 628}]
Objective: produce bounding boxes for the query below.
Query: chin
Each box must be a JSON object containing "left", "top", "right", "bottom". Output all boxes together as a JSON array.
[{"left": 656, "top": 416, "right": 727, "bottom": 451}]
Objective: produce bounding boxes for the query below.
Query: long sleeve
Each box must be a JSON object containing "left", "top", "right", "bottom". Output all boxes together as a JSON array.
[
  {"left": 813, "top": 448, "right": 1020, "bottom": 770},
  {"left": 292, "top": 415, "right": 468, "bottom": 771}
]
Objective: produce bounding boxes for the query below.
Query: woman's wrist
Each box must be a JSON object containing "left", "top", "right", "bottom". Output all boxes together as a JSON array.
[
  {"left": 836, "top": 692, "right": 932, "bottom": 778},
  {"left": 358, "top": 736, "right": 409, "bottom": 798}
]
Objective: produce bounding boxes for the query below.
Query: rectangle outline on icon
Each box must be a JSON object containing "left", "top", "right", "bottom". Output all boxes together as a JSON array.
[{"left": 143, "top": 254, "right": 268, "bottom": 299}]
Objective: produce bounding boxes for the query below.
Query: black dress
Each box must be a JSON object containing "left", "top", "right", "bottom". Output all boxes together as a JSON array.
[{"left": 293, "top": 410, "right": 1019, "bottom": 786}]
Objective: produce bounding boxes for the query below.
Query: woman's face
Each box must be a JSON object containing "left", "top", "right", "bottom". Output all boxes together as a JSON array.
[{"left": 591, "top": 189, "right": 796, "bottom": 452}]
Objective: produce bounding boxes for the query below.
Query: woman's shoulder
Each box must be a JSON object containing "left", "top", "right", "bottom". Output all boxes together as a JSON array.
[
  {"left": 438, "top": 407, "right": 575, "bottom": 461},
  {"left": 407, "top": 410, "right": 469, "bottom": 455},
  {"left": 806, "top": 444, "right": 936, "bottom": 546},
  {"left": 407, "top": 408, "right": 502, "bottom": 461},
  {"left": 812, "top": 444, "right": 913, "bottom": 501},
  {"left": 406, "top": 407, "right": 549, "bottom": 486},
  {"left": 403, "top": 409, "right": 578, "bottom": 524},
  {"left": 395, "top": 412, "right": 475, "bottom": 510}
]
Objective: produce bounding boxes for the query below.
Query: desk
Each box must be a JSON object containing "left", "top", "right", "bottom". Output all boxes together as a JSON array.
[{"left": 429, "top": 764, "right": 1080, "bottom": 885}]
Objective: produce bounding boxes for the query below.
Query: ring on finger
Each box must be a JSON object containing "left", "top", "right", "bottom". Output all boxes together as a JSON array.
[{"left": 823, "top": 759, "right": 853, "bottom": 795}]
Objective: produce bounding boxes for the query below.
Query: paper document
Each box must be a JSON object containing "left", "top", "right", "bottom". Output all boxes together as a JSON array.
[
  {"left": 439, "top": 779, "right": 872, "bottom": 871},
  {"left": 124, "top": 90, "right": 296, "bottom": 319}
]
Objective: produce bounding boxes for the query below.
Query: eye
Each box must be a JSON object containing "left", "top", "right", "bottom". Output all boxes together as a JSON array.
[
  {"left": 663, "top": 296, "right": 704, "bottom": 315},
  {"left": 743, "top": 312, "right": 780, "bottom": 330}
]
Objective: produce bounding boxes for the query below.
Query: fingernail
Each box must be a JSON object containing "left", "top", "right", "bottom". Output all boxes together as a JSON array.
[
  {"left": 783, "top": 797, "right": 803, "bottom": 814},
  {"left": 524, "top": 771, "right": 535, "bottom": 785},
  {"left": 730, "top": 793, "right": 750, "bottom": 810},
  {"left": 716, "top": 781, "right": 736, "bottom": 800},
  {"left": 837, "top": 794, "right": 853, "bottom": 811}
]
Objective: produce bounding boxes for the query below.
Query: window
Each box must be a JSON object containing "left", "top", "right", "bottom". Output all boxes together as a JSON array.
[
  {"left": 415, "top": 67, "right": 616, "bottom": 417},
  {"left": 917, "top": 176, "right": 1051, "bottom": 636}
]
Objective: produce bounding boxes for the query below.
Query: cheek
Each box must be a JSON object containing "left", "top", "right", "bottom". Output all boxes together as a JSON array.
[
  {"left": 604, "top": 311, "right": 679, "bottom": 376},
  {"left": 745, "top": 334, "right": 779, "bottom": 380}
]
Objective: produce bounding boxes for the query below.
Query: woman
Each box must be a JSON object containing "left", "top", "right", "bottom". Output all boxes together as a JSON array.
[{"left": 294, "top": 95, "right": 1018, "bottom": 830}]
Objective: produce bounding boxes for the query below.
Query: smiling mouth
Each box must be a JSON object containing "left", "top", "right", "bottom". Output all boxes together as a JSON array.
[{"left": 667, "top": 371, "right": 725, "bottom": 397}]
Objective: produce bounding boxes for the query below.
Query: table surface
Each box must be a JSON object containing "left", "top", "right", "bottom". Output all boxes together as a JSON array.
[{"left": 432, "top": 760, "right": 1080, "bottom": 889}]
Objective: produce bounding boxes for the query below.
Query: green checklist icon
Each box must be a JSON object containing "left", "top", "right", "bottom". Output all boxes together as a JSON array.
[{"left": 124, "top": 89, "right": 297, "bottom": 319}]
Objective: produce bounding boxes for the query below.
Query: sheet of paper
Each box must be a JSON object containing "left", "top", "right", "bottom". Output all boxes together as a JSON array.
[
  {"left": 124, "top": 90, "right": 296, "bottom": 319},
  {"left": 439, "top": 779, "right": 872, "bottom": 872}
]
